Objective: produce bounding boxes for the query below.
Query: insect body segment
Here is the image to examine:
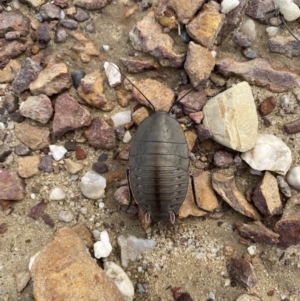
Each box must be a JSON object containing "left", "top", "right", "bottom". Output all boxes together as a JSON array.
[{"left": 129, "top": 112, "right": 190, "bottom": 222}]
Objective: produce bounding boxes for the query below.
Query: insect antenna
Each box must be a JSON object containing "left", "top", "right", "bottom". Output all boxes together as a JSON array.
[
  {"left": 280, "top": 13, "right": 300, "bottom": 42},
  {"left": 106, "top": 62, "right": 156, "bottom": 112}
]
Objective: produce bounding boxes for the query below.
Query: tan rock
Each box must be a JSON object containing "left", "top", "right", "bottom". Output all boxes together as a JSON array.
[
  {"left": 17, "top": 155, "right": 41, "bottom": 178},
  {"left": 193, "top": 171, "right": 219, "bottom": 212},
  {"left": 184, "top": 41, "right": 215, "bottom": 88},
  {"left": 132, "top": 107, "right": 150, "bottom": 125},
  {"left": 20, "top": 0, "right": 46, "bottom": 8},
  {"left": 29, "top": 63, "right": 72, "bottom": 96},
  {"left": 186, "top": 3, "right": 225, "bottom": 49},
  {"left": 31, "top": 227, "right": 125, "bottom": 301},
  {"left": 15, "top": 123, "right": 50, "bottom": 150},
  {"left": 185, "top": 130, "right": 197, "bottom": 151},
  {"left": 0, "top": 59, "right": 21, "bottom": 83},
  {"left": 203, "top": 81, "right": 258, "bottom": 152},
  {"left": 14, "top": 270, "right": 31, "bottom": 292},
  {"left": 178, "top": 178, "right": 207, "bottom": 219},
  {"left": 252, "top": 171, "right": 282, "bottom": 216},
  {"left": 168, "top": 0, "right": 205, "bottom": 24},
  {"left": 71, "top": 223, "right": 93, "bottom": 248},
  {"left": 64, "top": 158, "right": 83, "bottom": 174},
  {"left": 77, "top": 70, "right": 114, "bottom": 112},
  {"left": 212, "top": 173, "right": 260, "bottom": 220},
  {"left": 132, "top": 78, "right": 174, "bottom": 112}
]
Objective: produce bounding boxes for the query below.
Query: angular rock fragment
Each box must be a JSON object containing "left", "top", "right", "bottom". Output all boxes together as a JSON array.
[
  {"left": 77, "top": 70, "right": 114, "bottom": 111},
  {"left": 167, "top": 0, "right": 205, "bottom": 24},
  {"left": 28, "top": 199, "right": 47, "bottom": 219},
  {"left": 284, "top": 118, "right": 300, "bottom": 134},
  {"left": 39, "top": 3, "right": 61, "bottom": 20},
  {"left": 245, "top": 0, "right": 275, "bottom": 23},
  {"left": 17, "top": 155, "right": 41, "bottom": 178},
  {"left": 0, "top": 40, "right": 26, "bottom": 68},
  {"left": 117, "top": 233, "right": 156, "bottom": 268},
  {"left": 0, "top": 167, "right": 26, "bottom": 201},
  {"left": 235, "top": 221, "right": 279, "bottom": 245},
  {"left": 212, "top": 173, "right": 260, "bottom": 220},
  {"left": 120, "top": 58, "right": 159, "bottom": 73},
  {"left": 31, "top": 227, "right": 125, "bottom": 301},
  {"left": 74, "top": 8, "right": 90, "bottom": 22},
  {"left": 12, "top": 57, "right": 42, "bottom": 94},
  {"left": 275, "top": 194, "right": 300, "bottom": 248},
  {"left": 0, "top": 59, "right": 21, "bottom": 83},
  {"left": 217, "top": 57, "right": 300, "bottom": 92},
  {"left": 203, "top": 81, "right": 258, "bottom": 152},
  {"left": 186, "top": 3, "right": 225, "bottom": 50},
  {"left": 14, "top": 270, "right": 31, "bottom": 292},
  {"left": 217, "top": 0, "right": 247, "bottom": 45},
  {"left": 276, "top": 175, "right": 292, "bottom": 198},
  {"left": 35, "top": 22, "right": 51, "bottom": 46},
  {"left": 252, "top": 172, "right": 282, "bottom": 216},
  {"left": 132, "top": 79, "right": 174, "bottom": 112},
  {"left": 15, "top": 123, "right": 50, "bottom": 150},
  {"left": 52, "top": 93, "right": 91, "bottom": 136},
  {"left": 64, "top": 158, "right": 83, "bottom": 174},
  {"left": 229, "top": 258, "right": 257, "bottom": 288},
  {"left": 38, "top": 155, "right": 53, "bottom": 173},
  {"left": 241, "top": 134, "right": 292, "bottom": 175},
  {"left": 0, "top": 11, "right": 30, "bottom": 37},
  {"left": 73, "top": 0, "right": 111, "bottom": 10},
  {"left": 178, "top": 88, "right": 207, "bottom": 114},
  {"left": 129, "top": 11, "right": 185, "bottom": 67},
  {"left": 269, "top": 35, "right": 300, "bottom": 57},
  {"left": 20, "top": 94, "right": 53, "bottom": 124},
  {"left": 29, "top": 63, "right": 72, "bottom": 96},
  {"left": 184, "top": 42, "right": 215, "bottom": 88},
  {"left": 213, "top": 150, "right": 234, "bottom": 168},
  {"left": 85, "top": 117, "right": 116, "bottom": 150},
  {"left": 196, "top": 124, "right": 212, "bottom": 143}
]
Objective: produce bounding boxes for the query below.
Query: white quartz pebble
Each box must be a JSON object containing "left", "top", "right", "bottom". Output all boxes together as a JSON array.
[
  {"left": 286, "top": 166, "right": 300, "bottom": 191},
  {"left": 111, "top": 111, "right": 131, "bottom": 127},
  {"left": 93, "top": 230, "right": 112, "bottom": 259},
  {"left": 241, "top": 134, "right": 292, "bottom": 175},
  {"left": 266, "top": 26, "right": 280, "bottom": 37},
  {"left": 241, "top": 19, "right": 256, "bottom": 41},
  {"left": 221, "top": 0, "right": 240, "bottom": 14},
  {"left": 49, "top": 145, "right": 67, "bottom": 161},
  {"left": 50, "top": 187, "right": 66, "bottom": 201},
  {"left": 123, "top": 131, "right": 131, "bottom": 143},
  {"left": 58, "top": 210, "right": 74, "bottom": 222},
  {"left": 104, "top": 261, "right": 135, "bottom": 301},
  {"left": 274, "top": 0, "right": 300, "bottom": 21},
  {"left": 80, "top": 171, "right": 106, "bottom": 199},
  {"left": 104, "top": 62, "right": 121, "bottom": 87}
]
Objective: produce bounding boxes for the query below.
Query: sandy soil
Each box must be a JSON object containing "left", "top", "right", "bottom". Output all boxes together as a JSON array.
[{"left": 1, "top": 1, "right": 300, "bottom": 301}]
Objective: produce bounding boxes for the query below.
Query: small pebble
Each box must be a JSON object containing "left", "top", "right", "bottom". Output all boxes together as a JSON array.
[
  {"left": 103, "top": 45, "right": 110, "bottom": 51},
  {"left": 49, "top": 145, "right": 67, "bottom": 161},
  {"left": 49, "top": 187, "right": 66, "bottom": 201},
  {"left": 94, "top": 230, "right": 112, "bottom": 258},
  {"left": 280, "top": 95, "right": 289, "bottom": 108},
  {"left": 80, "top": 171, "right": 106, "bottom": 199},
  {"left": 123, "top": 131, "right": 131, "bottom": 143},
  {"left": 104, "top": 62, "right": 121, "bottom": 87},
  {"left": 286, "top": 166, "right": 300, "bottom": 191},
  {"left": 111, "top": 111, "right": 131, "bottom": 127},
  {"left": 58, "top": 210, "right": 74, "bottom": 222},
  {"left": 266, "top": 26, "right": 280, "bottom": 37},
  {"left": 221, "top": 0, "right": 240, "bottom": 14},
  {"left": 241, "top": 19, "right": 256, "bottom": 41},
  {"left": 247, "top": 245, "right": 256, "bottom": 255}
]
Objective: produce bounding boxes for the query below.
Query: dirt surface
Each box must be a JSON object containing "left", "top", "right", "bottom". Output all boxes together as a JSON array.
[{"left": 1, "top": 0, "right": 300, "bottom": 300}]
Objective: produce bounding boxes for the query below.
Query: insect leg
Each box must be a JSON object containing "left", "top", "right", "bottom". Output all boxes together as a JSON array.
[
  {"left": 169, "top": 211, "right": 176, "bottom": 224},
  {"left": 126, "top": 167, "right": 134, "bottom": 212}
]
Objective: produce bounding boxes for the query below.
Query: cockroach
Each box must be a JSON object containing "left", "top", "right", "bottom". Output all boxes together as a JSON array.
[{"left": 109, "top": 63, "right": 196, "bottom": 224}]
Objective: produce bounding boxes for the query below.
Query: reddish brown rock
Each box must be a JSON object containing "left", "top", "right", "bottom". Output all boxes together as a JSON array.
[
  {"left": 30, "top": 227, "right": 125, "bottom": 301},
  {"left": 0, "top": 40, "right": 26, "bottom": 68},
  {"left": 36, "top": 22, "right": 51, "bottom": 46},
  {"left": 120, "top": 58, "right": 159, "bottom": 73},
  {"left": 73, "top": 0, "right": 111, "bottom": 10},
  {"left": 20, "top": 94, "right": 53, "bottom": 124},
  {"left": 217, "top": 57, "right": 300, "bottom": 92},
  {"left": 15, "top": 123, "right": 50, "bottom": 150},
  {"left": 196, "top": 124, "right": 212, "bottom": 143},
  {"left": 186, "top": 3, "right": 225, "bottom": 50},
  {"left": 55, "top": 26, "right": 68, "bottom": 43},
  {"left": 75, "top": 146, "right": 87, "bottom": 160},
  {"left": 189, "top": 111, "right": 203, "bottom": 124},
  {"left": 178, "top": 88, "right": 207, "bottom": 114},
  {"left": 235, "top": 221, "right": 279, "bottom": 245},
  {"left": 229, "top": 258, "right": 257, "bottom": 288},
  {"left": 77, "top": 70, "right": 114, "bottom": 112},
  {"left": 132, "top": 79, "right": 174, "bottom": 112},
  {"left": 275, "top": 194, "right": 300, "bottom": 248},
  {"left": 129, "top": 11, "right": 185, "bottom": 67},
  {"left": 269, "top": 34, "right": 300, "bottom": 57},
  {"left": 252, "top": 171, "right": 282, "bottom": 217},
  {"left": 258, "top": 96, "right": 276, "bottom": 116},
  {"left": 0, "top": 11, "right": 30, "bottom": 37},
  {"left": 284, "top": 118, "right": 300, "bottom": 134},
  {"left": 184, "top": 42, "right": 215, "bottom": 88},
  {"left": 0, "top": 223, "right": 8, "bottom": 234},
  {"left": 0, "top": 167, "right": 26, "bottom": 201},
  {"left": 245, "top": 0, "right": 275, "bottom": 23},
  {"left": 216, "top": 0, "right": 247, "bottom": 45},
  {"left": 0, "top": 59, "right": 21, "bottom": 83},
  {"left": 213, "top": 150, "right": 234, "bottom": 168},
  {"left": 29, "top": 63, "right": 72, "bottom": 96},
  {"left": 85, "top": 117, "right": 116, "bottom": 150},
  {"left": 52, "top": 93, "right": 91, "bottom": 136},
  {"left": 212, "top": 173, "right": 260, "bottom": 220},
  {"left": 28, "top": 199, "right": 47, "bottom": 219},
  {"left": 40, "top": 3, "right": 61, "bottom": 20},
  {"left": 17, "top": 155, "right": 41, "bottom": 178},
  {"left": 167, "top": 0, "right": 205, "bottom": 24},
  {"left": 12, "top": 57, "right": 42, "bottom": 94}
]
